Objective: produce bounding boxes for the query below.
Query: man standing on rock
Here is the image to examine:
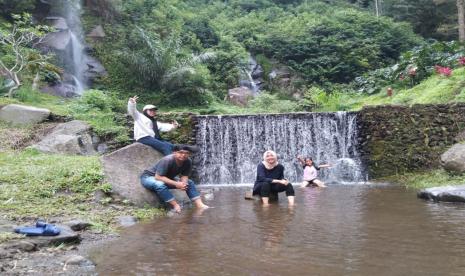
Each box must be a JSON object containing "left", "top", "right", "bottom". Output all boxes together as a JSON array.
[
  {"left": 140, "top": 145, "right": 209, "bottom": 213},
  {"left": 128, "top": 95, "right": 179, "bottom": 155}
]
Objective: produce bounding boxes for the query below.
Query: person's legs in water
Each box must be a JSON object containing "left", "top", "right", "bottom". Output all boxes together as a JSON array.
[
  {"left": 176, "top": 178, "right": 209, "bottom": 209},
  {"left": 258, "top": 182, "right": 272, "bottom": 206},
  {"left": 271, "top": 182, "right": 295, "bottom": 206},
  {"left": 312, "top": 179, "right": 326, "bottom": 188},
  {"left": 140, "top": 174, "right": 181, "bottom": 212},
  {"left": 137, "top": 136, "right": 173, "bottom": 155},
  {"left": 300, "top": 180, "right": 310, "bottom": 188}
]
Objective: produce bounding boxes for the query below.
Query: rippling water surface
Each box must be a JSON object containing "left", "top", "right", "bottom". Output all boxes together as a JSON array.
[{"left": 90, "top": 184, "right": 465, "bottom": 275}]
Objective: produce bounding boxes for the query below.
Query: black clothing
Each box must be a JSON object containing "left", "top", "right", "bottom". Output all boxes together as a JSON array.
[
  {"left": 256, "top": 181, "right": 295, "bottom": 197},
  {"left": 143, "top": 111, "right": 162, "bottom": 139},
  {"left": 253, "top": 163, "right": 294, "bottom": 197},
  {"left": 152, "top": 118, "right": 162, "bottom": 139}
]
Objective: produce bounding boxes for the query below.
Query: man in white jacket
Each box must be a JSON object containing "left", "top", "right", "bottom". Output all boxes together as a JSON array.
[{"left": 128, "top": 96, "right": 180, "bottom": 155}]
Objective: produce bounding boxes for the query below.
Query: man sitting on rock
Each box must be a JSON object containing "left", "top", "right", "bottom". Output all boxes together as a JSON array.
[{"left": 140, "top": 144, "right": 209, "bottom": 213}]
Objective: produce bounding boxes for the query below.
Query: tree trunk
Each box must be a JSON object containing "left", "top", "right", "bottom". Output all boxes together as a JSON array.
[
  {"left": 458, "top": 0, "right": 465, "bottom": 42},
  {"left": 7, "top": 73, "right": 21, "bottom": 97}
]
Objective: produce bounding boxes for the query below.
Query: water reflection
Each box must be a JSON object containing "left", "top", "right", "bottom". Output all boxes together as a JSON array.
[{"left": 90, "top": 185, "right": 465, "bottom": 276}]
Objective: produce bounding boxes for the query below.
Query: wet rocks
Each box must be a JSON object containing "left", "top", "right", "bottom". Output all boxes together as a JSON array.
[
  {"left": 418, "top": 185, "right": 465, "bottom": 202},
  {"left": 117, "top": 216, "right": 137, "bottom": 228}
]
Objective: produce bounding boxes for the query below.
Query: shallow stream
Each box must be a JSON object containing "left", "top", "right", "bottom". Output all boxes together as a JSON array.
[{"left": 90, "top": 184, "right": 465, "bottom": 275}]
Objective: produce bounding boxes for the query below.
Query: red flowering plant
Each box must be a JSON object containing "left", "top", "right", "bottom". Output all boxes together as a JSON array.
[{"left": 434, "top": 65, "right": 452, "bottom": 77}]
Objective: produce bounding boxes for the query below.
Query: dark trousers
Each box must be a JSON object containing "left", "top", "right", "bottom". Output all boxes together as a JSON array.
[
  {"left": 253, "top": 182, "right": 295, "bottom": 197},
  {"left": 137, "top": 136, "right": 174, "bottom": 156}
]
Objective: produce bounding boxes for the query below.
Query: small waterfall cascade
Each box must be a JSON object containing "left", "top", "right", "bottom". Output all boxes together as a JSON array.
[
  {"left": 43, "top": 0, "right": 90, "bottom": 95},
  {"left": 194, "top": 112, "right": 367, "bottom": 185},
  {"left": 239, "top": 55, "right": 263, "bottom": 94}
]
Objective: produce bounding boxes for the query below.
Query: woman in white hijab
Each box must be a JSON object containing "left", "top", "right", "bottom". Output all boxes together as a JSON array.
[{"left": 253, "top": 150, "right": 295, "bottom": 206}]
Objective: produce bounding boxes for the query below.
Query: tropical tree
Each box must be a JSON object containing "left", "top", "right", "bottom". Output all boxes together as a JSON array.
[
  {"left": 119, "top": 27, "right": 214, "bottom": 106},
  {"left": 0, "top": 13, "right": 52, "bottom": 97}
]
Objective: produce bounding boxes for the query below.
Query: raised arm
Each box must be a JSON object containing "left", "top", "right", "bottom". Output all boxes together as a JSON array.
[
  {"left": 127, "top": 95, "right": 140, "bottom": 120},
  {"left": 318, "top": 163, "right": 331, "bottom": 169},
  {"left": 296, "top": 156, "right": 305, "bottom": 166}
]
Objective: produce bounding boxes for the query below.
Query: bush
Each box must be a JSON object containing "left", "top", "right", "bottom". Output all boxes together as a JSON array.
[
  {"left": 70, "top": 90, "right": 128, "bottom": 142},
  {"left": 249, "top": 92, "right": 299, "bottom": 113},
  {"left": 355, "top": 40, "right": 465, "bottom": 94}
]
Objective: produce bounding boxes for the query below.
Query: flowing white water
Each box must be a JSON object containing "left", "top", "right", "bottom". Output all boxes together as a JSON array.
[
  {"left": 194, "top": 112, "right": 367, "bottom": 185},
  {"left": 63, "top": 0, "right": 87, "bottom": 94}
]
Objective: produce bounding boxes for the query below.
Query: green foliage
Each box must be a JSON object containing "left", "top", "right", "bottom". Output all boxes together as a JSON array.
[
  {"left": 70, "top": 90, "right": 129, "bottom": 142},
  {"left": 300, "top": 86, "right": 355, "bottom": 112},
  {"left": 0, "top": 150, "right": 103, "bottom": 217},
  {"left": 0, "top": 0, "right": 36, "bottom": 18},
  {"left": 382, "top": 169, "right": 465, "bottom": 189},
  {"left": 382, "top": 0, "right": 457, "bottom": 41},
  {"left": 249, "top": 92, "right": 299, "bottom": 113},
  {"left": 85, "top": 0, "right": 423, "bottom": 108},
  {"left": 0, "top": 13, "right": 54, "bottom": 96},
  {"left": 205, "top": 36, "right": 248, "bottom": 95},
  {"left": 114, "top": 27, "right": 213, "bottom": 106},
  {"left": 356, "top": 40, "right": 465, "bottom": 94},
  {"left": 133, "top": 207, "right": 165, "bottom": 221}
]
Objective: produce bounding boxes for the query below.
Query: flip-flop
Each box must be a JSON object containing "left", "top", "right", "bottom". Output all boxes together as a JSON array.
[{"left": 14, "top": 224, "right": 61, "bottom": 236}]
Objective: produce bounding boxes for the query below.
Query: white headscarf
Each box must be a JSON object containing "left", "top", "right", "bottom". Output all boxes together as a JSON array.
[{"left": 262, "top": 150, "right": 279, "bottom": 170}]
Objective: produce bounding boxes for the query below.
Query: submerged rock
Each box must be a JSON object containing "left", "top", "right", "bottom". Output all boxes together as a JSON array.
[{"left": 417, "top": 185, "right": 465, "bottom": 203}]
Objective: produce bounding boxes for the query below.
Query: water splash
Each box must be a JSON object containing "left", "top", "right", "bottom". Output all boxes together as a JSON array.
[{"left": 194, "top": 112, "right": 367, "bottom": 185}]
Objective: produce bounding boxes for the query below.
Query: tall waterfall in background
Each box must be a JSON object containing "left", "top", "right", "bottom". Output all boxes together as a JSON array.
[
  {"left": 194, "top": 112, "right": 367, "bottom": 185},
  {"left": 62, "top": 0, "right": 87, "bottom": 93}
]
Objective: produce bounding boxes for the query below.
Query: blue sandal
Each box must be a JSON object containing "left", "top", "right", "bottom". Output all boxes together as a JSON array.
[{"left": 14, "top": 222, "right": 61, "bottom": 236}]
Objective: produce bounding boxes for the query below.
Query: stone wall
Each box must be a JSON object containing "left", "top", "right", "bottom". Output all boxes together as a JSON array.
[{"left": 358, "top": 103, "right": 465, "bottom": 178}]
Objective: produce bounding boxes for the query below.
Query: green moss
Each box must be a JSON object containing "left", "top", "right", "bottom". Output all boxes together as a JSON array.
[{"left": 381, "top": 169, "right": 465, "bottom": 189}]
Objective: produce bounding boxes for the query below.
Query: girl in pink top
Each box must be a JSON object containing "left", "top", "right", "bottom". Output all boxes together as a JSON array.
[{"left": 297, "top": 156, "right": 331, "bottom": 188}]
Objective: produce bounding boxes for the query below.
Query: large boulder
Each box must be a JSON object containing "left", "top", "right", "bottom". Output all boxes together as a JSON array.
[
  {"left": 440, "top": 143, "right": 465, "bottom": 173},
  {"left": 418, "top": 185, "right": 465, "bottom": 203},
  {"left": 31, "top": 120, "right": 98, "bottom": 155},
  {"left": 101, "top": 143, "right": 190, "bottom": 207},
  {"left": 228, "top": 86, "right": 254, "bottom": 107},
  {"left": 0, "top": 104, "right": 50, "bottom": 125}
]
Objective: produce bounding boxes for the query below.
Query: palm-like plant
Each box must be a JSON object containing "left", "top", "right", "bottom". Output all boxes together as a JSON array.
[{"left": 120, "top": 27, "right": 214, "bottom": 105}]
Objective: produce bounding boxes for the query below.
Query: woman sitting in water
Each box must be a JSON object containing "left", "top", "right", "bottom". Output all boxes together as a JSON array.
[
  {"left": 253, "top": 150, "right": 295, "bottom": 206},
  {"left": 297, "top": 156, "right": 331, "bottom": 188}
]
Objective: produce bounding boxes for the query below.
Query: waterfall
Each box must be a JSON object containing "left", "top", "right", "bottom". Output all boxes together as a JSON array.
[
  {"left": 63, "top": 0, "right": 87, "bottom": 94},
  {"left": 194, "top": 112, "right": 367, "bottom": 185},
  {"left": 239, "top": 55, "right": 263, "bottom": 94}
]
